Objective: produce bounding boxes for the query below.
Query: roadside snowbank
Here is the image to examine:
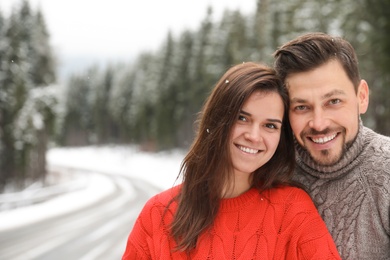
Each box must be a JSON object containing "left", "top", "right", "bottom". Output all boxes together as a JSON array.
[{"left": 0, "top": 145, "right": 185, "bottom": 231}]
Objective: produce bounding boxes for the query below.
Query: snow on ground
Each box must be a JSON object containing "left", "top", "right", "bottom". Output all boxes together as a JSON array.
[
  {"left": 0, "top": 145, "right": 186, "bottom": 231},
  {"left": 46, "top": 145, "right": 185, "bottom": 189}
]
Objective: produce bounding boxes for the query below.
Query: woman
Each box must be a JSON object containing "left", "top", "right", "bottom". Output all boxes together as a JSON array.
[{"left": 122, "top": 62, "right": 341, "bottom": 259}]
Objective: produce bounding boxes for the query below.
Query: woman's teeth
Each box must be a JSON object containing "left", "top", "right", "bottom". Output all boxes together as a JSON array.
[{"left": 239, "top": 146, "right": 259, "bottom": 154}]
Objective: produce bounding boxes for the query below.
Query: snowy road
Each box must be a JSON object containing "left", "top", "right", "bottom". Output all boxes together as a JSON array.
[{"left": 0, "top": 168, "right": 162, "bottom": 260}]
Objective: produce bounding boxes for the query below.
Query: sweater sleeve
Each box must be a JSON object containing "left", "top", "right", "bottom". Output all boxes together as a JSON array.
[
  {"left": 122, "top": 187, "right": 179, "bottom": 260},
  {"left": 279, "top": 188, "right": 342, "bottom": 260},
  {"left": 121, "top": 199, "right": 154, "bottom": 260},
  {"left": 295, "top": 213, "right": 341, "bottom": 260}
]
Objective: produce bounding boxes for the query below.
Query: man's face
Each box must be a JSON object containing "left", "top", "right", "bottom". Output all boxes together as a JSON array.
[{"left": 286, "top": 60, "right": 369, "bottom": 166}]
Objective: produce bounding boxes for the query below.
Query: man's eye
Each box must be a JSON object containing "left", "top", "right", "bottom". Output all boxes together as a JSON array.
[
  {"left": 329, "top": 99, "right": 341, "bottom": 105},
  {"left": 294, "top": 105, "right": 307, "bottom": 111}
]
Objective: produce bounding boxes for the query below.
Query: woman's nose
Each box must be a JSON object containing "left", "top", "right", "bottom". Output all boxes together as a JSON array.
[{"left": 244, "top": 126, "right": 263, "bottom": 143}]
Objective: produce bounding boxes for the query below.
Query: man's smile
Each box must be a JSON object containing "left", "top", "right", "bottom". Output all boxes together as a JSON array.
[{"left": 310, "top": 133, "right": 338, "bottom": 144}]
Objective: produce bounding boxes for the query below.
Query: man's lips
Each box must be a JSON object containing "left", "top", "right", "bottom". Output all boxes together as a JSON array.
[{"left": 309, "top": 133, "right": 337, "bottom": 144}]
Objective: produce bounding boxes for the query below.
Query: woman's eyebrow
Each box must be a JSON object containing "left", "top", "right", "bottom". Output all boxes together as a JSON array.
[
  {"left": 240, "top": 110, "right": 282, "bottom": 124},
  {"left": 239, "top": 110, "right": 251, "bottom": 116},
  {"left": 268, "top": 118, "right": 283, "bottom": 124}
]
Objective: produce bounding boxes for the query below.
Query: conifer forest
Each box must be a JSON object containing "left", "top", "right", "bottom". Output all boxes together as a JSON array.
[{"left": 0, "top": 0, "right": 389, "bottom": 190}]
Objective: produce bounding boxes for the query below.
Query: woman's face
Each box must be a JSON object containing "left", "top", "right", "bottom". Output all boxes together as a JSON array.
[{"left": 230, "top": 91, "right": 284, "bottom": 181}]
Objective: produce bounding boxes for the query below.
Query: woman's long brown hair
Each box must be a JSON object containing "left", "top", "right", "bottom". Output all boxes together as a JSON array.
[{"left": 170, "top": 62, "right": 295, "bottom": 252}]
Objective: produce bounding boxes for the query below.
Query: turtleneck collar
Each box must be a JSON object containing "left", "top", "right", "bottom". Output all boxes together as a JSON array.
[{"left": 295, "top": 119, "right": 365, "bottom": 179}]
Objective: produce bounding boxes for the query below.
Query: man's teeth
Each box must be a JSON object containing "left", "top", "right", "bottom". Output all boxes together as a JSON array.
[
  {"left": 311, "top": 134, "right": 337, "bottom": 144},
  {"left": 239, "top": 146, "right": 258, "bottom": 154}
]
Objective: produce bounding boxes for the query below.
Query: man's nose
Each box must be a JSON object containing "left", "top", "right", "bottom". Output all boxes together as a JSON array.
[{"left": 308, "top": 109, "right": 330, "bottom": 131}]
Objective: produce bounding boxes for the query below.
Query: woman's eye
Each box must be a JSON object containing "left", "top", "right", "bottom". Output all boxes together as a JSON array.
[
  {"left": 265, "top": 123, "right": 277, "bottom": 129},
  {"left": 238, "top": 115, "right": 247, "bottom": 122}
]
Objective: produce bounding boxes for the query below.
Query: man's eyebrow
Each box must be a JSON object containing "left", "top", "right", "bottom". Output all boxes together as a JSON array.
[
  {"left": 290, "top": 97, "right": 306, "bottom": 104},
  {"left": 321, "top": 89, "right": 346, "bottom": 99},
  {"left": 290, "top": 89, "right": 347, "bottom": 103}
]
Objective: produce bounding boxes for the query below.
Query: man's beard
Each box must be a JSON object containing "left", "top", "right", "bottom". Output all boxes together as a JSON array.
[
  {"left": 300, "top": 127, "right": 353, "bottom": 166},
  {"left": 313, "top": 142, "right": 348, "bottom": 166}
]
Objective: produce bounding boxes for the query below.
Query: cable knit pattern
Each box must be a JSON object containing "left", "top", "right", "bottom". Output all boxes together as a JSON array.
[
  {"left": 122, "top": 185, "right": 341, "bottom": 259},
  {"left": 293, "top": 122, "right": 390, "bottom": 260}
]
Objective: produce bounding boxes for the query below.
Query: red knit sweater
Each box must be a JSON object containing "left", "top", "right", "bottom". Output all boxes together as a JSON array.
[{"left": 122, "top": 185, "right": 341, "bottom": 259}]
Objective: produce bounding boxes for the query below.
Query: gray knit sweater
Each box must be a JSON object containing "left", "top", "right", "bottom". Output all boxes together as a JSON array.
[{"left": 293, "top": 123, "right": 390, "bottom": 260}]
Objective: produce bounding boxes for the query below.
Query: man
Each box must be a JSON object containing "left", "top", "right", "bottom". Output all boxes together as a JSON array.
[{"left": 273, "top": 32, "right": 390, "bottom": 259}]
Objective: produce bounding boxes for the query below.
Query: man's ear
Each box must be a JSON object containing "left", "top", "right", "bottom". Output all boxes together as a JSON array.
[{"left": 358, "top": 79, "right": 369, "bottom": 114}]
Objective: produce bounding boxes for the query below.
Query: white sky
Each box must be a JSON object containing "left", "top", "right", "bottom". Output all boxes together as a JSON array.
[{"left": 1, "top": 0, "right": 255, "bottom": 61}]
